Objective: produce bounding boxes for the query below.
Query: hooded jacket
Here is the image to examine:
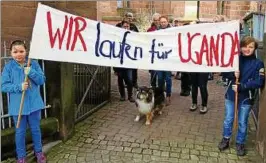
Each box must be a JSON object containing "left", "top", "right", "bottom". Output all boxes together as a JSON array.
[
  {"left": 1, "top": 59, "right": 45, "bottom": 115},
  {"left": 222, "top": 53, "right": 265, "bottom": 105}
]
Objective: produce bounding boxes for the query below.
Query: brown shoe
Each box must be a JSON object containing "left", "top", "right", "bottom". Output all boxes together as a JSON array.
[{"left": 165, "top": 97, "right": 171, "bottom": 106}]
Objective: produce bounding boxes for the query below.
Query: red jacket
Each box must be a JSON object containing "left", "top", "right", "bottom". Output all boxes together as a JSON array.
[{"left": 147, "top": 25, "right": 157, "bottom": 32}]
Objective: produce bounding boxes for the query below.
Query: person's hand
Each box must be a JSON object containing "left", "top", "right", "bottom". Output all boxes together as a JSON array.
[
  {"left": 24, "top": 67, "right": 31, "bottom": 75},
  {"left": 234, "top": 71, "right": 240, "bottom": 79},
  {"left": 232, "top": 84, "right": 238, "bottom": 93},
  {"left": 21, "top": 82, "right": 29, "bottom": 91}
]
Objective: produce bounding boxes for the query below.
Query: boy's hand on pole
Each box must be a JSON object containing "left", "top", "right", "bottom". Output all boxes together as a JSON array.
[
  {"left": 232, "top": 84, "right": 238, "bottom": 93},
  {"left": 24, "top": 67, "right": 31, "bottom": 75},
  {"left": 234, "top": 71, "right": 240, "bottom": 79},
  {"left": 21, "top": 82, "right": 29, "bottom": 91}
]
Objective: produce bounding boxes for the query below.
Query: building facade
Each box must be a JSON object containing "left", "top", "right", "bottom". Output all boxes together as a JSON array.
[
  {"left": 98, "top": 1, "right": 266, "bottom": 25},
  {"left": 2, "top": 1, "right": 266, "bottom": 40}
]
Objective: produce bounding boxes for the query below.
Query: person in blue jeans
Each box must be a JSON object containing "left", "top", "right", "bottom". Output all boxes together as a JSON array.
[
  {"left": 1, "top": 40, "right": 47, "bottom": 163},
  {"left": 218, "top": 36, "right": 265, "bottom": 156},
  {"left": 154, "top": 15, "right": 173, "bottom": 105},
  {"left": 156, "top": 71, "right": 172, "bottom": 102}
]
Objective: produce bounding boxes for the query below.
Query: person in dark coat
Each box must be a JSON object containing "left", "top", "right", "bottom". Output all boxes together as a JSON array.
[
  {"left": 177, "top": 22, "right": 192, "bottom": 96},
  {"left": 189, "top": 21, "right": 210, "bottom": 113},
  {"left": 113, "top": 21, "right": 135, "bottom": 102},
  {"left": 116, "top": 12, "right": 139, "bottom": 88},
  {"left": 218, "top": 36, "right": 265, "bottom": 156}
]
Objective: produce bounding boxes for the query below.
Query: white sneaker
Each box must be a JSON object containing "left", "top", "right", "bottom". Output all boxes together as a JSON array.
[
  {"left": 190, "top": 104, "right": 197, "bottom": 111},
  {"left": 200, "top": 106, "right": 208, "bottom": 114}
]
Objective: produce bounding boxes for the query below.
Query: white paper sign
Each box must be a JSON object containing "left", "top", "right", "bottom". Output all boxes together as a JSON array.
[{"left": 29, "top": 3, "right": 240, "bottom": 72}]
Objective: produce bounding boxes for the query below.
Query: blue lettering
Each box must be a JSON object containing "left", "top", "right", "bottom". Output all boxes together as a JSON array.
[
  {"left": 119, "top": 31, "right": 130, "bottom": 64},
  {"left": 149, "top": 39, "right": 172, "bottom": 64},
  {"left": 95, "top": 23, "right": 101, "bottom": 57},
  {"left": 134, "top": 47, "right": 143, "bottom": 58},
  {"left": 112, "top": 41, "right": 120, "bottom": 58},
  {"left": 99, "top": 40, "right": 112, "bottom": 58},
  {"left": 95, "top": 22, "right": 143, "bottom": 65}
]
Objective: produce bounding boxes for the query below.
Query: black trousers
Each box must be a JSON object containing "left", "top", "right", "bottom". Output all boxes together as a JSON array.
[
  {"left": 150, "top": 70, "right": 157, "bottom": 88},
  {"left": 117, "top": 70, "right": 133, "bottom": 98},
  {"left": 190, "top": 73, "right": 209, "bottom": 106},
  {"left": 181, "top": 72, "right": 191, "bottom": 91},
  {"left": 132, "top": 69, "right": 138, "bottom": 86}
]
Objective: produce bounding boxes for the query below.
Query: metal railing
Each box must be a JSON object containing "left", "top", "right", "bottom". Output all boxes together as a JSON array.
[{"left": 74, "top": 64, "right": 111, "bottom": 123}]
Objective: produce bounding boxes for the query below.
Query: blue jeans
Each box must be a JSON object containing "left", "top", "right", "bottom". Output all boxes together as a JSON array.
[
  {"left": 223, "top": 99, "right": 251, "bottom": 144},
  {"left": 12, "top": 110, "right": 43, "bottom": 159},
  {"left": 156, "top": 71, "right": 172, "bottom": 97}
]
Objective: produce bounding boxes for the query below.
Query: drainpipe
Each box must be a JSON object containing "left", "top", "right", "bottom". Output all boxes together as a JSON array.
[{"left": 197, "top": 1, "right": 200, "bottom": 20}]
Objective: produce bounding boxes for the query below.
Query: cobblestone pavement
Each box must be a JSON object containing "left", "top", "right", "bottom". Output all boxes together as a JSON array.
[{"left": 29, "top": 71, "right": 266, "bottom": 162}]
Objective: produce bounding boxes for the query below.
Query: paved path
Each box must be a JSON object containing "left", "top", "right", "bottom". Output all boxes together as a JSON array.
[{"left": 38, "top": 71, "right": 264, "bottom": 162}]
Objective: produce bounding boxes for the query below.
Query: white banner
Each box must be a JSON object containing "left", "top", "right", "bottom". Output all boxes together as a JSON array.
[{"left": 29, "top": 3, "right": 240, "bottom": 72}]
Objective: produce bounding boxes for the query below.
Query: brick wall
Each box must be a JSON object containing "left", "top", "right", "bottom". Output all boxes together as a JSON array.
[
  {"left": 1, "top": 2, "right": 38, "bottom": 40},
  {"left": 97, "top": 1, "right": 119, "bottom": 22},
  {"left": 199, "top": 1, "right": 217, "bottom": 18},
  {"left": 224, "top": 1, "right": 250, "bottom": 20},
  {"left": 170, "top": 1, "right": 185, "bottom": 18},
  {"left": 99, "top": 1, "right": 266, "bottom": 24},
  {"left": 1, "top": 1, "right": 97, "bottom": 41}
]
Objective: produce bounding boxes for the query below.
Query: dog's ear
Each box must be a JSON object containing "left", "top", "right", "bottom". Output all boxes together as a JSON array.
[{"left": 148, "top": 87, "right": 154, "bottom": 94}]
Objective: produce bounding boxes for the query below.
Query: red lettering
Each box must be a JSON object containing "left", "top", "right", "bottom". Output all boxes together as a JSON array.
[
  {"left": 178, "top": 33, "right": 189, "bottom": 62},
  {"left": 187, "top": 32, "right": 200, "bottom": 64},
  {"left": 230, "top": 31, "right": 240, "bottom": 67},
  {"left": 47, "top": 12, "right": 68, "bottom": 49},
  {"left": 195, "top": 35, "right": 209, "bottom": 65},
  {"left": 66, "top": 17, "right": 74, "bottom": 50},
  {"left": 209, "top": 34, "right": 220, "bottom": 66},
  {"left": 70, "top": 17, "right": 87, "bottom": 51},
  {"left": 221, "top": 32, "right": 239, "bottom": 67},
  {"left": 178, "top": 31, "right": 239, "bottom": 68}
]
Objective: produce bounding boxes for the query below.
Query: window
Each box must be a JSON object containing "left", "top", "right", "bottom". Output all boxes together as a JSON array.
[
  {"left": 117, "top": 0, "right": 123, "bottom": 8},
  {"left": 117, "top": 0, "right": 130, "bottom": 8}
]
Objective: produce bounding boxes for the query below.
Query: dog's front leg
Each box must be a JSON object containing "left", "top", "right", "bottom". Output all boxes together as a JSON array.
[
  {"left": 145, "top": 112, "right": 152, "bottom": 125},
  {"left": 158, "top": 105, "right": 163, "bottom": 115},
  {"left": 134, "top": 114, "right": 141, "bottom": 122}
]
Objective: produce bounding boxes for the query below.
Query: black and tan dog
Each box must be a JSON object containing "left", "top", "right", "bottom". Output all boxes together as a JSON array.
[{"left": 134, "top": 86, "right": 165, "bottom": 125}]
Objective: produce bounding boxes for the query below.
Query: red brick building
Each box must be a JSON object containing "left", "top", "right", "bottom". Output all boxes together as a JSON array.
[
  {"left": 2, "top": 1, "right": 266, "bottom": 40},
  {"left": 98, "top": 1, "right": 266, "bottom": 25}
]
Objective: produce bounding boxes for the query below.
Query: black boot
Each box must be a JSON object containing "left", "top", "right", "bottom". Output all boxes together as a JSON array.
[
  {"left": 128, "top": 97, "right": 135, "bottom": 103},
  {"left": 180, "top": 90, "right": 190, "bottom": 96},
  {"left": 218, "top": 137, "right": 230, "bottom": 151},
  {"left": 236, "top": 143, "right": 246, "bottom": 156}
]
